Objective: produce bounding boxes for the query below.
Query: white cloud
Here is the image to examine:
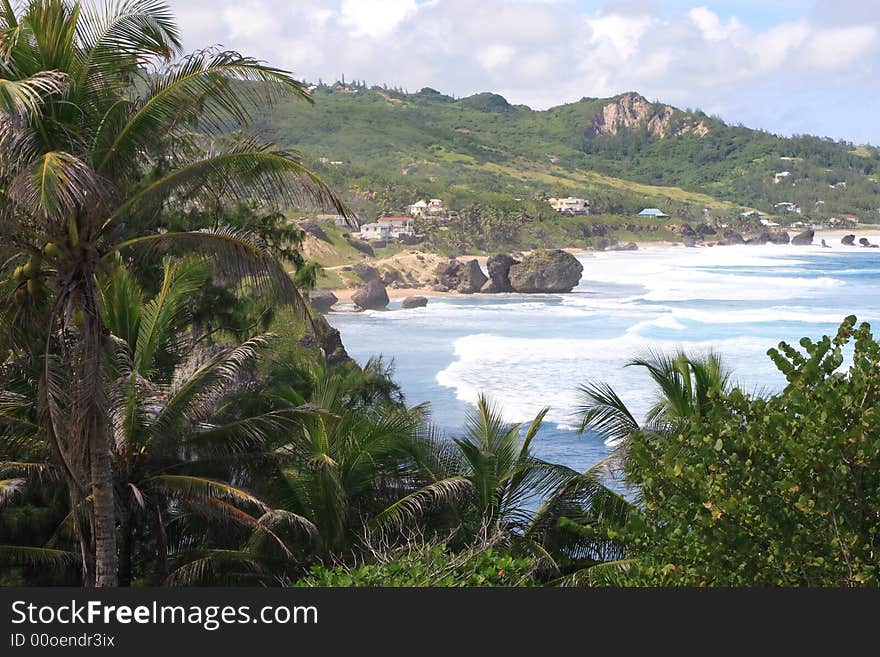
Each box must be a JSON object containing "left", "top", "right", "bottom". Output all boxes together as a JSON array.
[
  {"left": 339, "top": 0, "right": 417, "bottom": 38},
  {"left": 159, "top": 0, "right": 880, "bottom": 143},
  {"left": 477, "top": 45, "right": 517, "bottom": 70}
]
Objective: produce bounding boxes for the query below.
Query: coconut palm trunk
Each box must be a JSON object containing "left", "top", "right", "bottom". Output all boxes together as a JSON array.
[{"left": 70, "top": 268, "right": 117, "bottom": 586}]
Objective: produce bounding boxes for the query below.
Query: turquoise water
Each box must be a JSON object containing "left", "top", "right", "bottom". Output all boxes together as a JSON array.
[{"left": 328, "top": 238, "right": 880, "bottom": 472}]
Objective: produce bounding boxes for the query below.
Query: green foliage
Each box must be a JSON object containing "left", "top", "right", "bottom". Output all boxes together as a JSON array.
[
  {"left": 294, "top": 545, "right": 536, "bottom": 587},
  {"left": 261, "top": 85, "right": 880, "bottom": 232},
  {"left": 618, "top": 317, "right": 880, "bottom": 586}
]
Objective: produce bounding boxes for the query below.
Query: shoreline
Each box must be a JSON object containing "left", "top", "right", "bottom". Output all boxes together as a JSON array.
[{"left": 323, "top": 228, "right": 880, "bottom": 307}]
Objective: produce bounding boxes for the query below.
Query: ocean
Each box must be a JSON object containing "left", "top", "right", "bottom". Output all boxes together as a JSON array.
[{"left": 328, "top": 237, "right": 880, "bottom": 473}]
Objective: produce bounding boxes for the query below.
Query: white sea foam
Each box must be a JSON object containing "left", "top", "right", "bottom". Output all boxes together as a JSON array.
[{"left": 335, "top": 241, "right": 880, "bottom": 435}]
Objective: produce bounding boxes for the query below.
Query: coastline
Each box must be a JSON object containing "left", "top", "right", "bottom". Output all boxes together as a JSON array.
[{"left": 323, "top": 227, "right": 880, "bottom": 307}]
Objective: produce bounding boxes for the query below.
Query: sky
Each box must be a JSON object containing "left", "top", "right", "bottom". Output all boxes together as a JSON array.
[{"left": 166, "top": 0, "right": 879, "bottom": 144}]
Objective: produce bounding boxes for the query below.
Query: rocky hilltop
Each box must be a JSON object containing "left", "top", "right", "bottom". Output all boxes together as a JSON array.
[{"left": 588, "top": 92, "right": 710, "bottom": 139}]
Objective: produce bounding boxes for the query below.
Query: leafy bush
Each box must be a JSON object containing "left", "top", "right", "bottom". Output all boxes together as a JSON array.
[
  {"left": 622, "top": 317, "right": 880, "bottom": 586},
  {"left": 293, "top": 545, "right": 537, "bottom": 587}
]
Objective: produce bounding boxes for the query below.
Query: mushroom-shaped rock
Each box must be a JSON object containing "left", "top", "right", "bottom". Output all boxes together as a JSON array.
[
  {"left": 482, "top": 254, "right": 518, "bottom": 293},
  {"left": 352, "top": 279, "right": 389, "bottom": 310},
  {"left": 842, "top": 234, "right": 856, "bottom": 246},
  {"left": 308, "top": 290, "right": 338, "bottom": 314},
  {"left": 508, "top": 249, "right": 584, "bottom": 293},
  {"left": 791, "top": 229, "right": 815, "bottom": 246}
]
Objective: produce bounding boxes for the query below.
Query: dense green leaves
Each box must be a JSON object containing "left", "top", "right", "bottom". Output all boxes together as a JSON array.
[{"left": 616, "top": 318, "right": 880, "bottom": 586}]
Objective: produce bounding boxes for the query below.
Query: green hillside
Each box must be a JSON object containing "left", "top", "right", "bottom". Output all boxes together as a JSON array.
[{"left": 256, "top": 82, "right": 880, "bottom": 229}]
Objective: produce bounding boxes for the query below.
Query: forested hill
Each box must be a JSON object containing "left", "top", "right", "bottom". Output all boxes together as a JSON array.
[{"left": 257, "top": 82, "right": 880, "bottom": 223}]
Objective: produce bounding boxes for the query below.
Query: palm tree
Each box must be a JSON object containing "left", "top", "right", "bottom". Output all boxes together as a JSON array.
[
  {"left": 0, "top": 0, "right": 342, "bottom": 585},
  {"left": 577, "top": 350, "right": 732, "bottom": 462},
  {"left": 1, "top": 257, "right": 317, "bottom": 584},
  {"left": 101, "top": 257, "right": 320, "bottom": 584},
  {"left": 388, "top": 394, "right": 629, "bottom": 575}
]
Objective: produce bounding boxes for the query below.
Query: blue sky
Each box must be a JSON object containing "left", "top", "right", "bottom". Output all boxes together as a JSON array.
[{"left": 168, "top": 0, "right": 880, "bottom": 144}]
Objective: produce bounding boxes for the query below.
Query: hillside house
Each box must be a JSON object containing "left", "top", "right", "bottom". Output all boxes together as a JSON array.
[
  {"left": 548, "top": 197, "right": 590, "bottom": 215},
  {"left": 359, "top": 216, "right": 415, "bottom": 240},
  {"left": 740, "top": 210, "right": 767, "bottom": 219},
  {"left": 759, "top": 218, "right": 781, "bottom": 228},
  {"left": 638, "top": 208, "right": 669, "bottom": 218},
  {"left": 774, "top": 202, "right": 801, "bottom": 214},
  {"left": 774, "top": 171, "right": 792, "bottom": 184},
  {"left": 408, "top": 199, "right": 447, "bottom": 218},
  {"left": 407, "top": 200, "right": 428, "bottom": 218}
]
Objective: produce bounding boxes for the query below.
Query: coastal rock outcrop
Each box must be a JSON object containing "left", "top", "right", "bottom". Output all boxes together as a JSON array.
[
  {"left": 609, "top": 241, "right": 639, "bottom": 251},
  {"left": 352, "top": 279, "right": 389, "bottom": 310},
  {"left": 401, "top": 296, "right": 428, "bottom": 309},
  {"left": 508, "top": 249, "right": 584, "bottom": 293},
  {"left": 298, "top": 313, "right": 351, "bottom": 366},
  {"left": 481, "top": 254, "right": 518, "bottom": 293},
  {"left": 791, "top": 229, "right": 815, "bottom": 246},
  {"left": 718, "top": 229, "right": 745, "bottom": 245},
  {"left": 860, "top": 238, "right": 879, "bottom": 248},
  {"left": 842, "top": 234, "right": 856, "bottom": 246},
  {"left": 308, "top": 290, "right": 338, "bottom": 313},
  {"left": 696, "top": 224, "right": 717, "bottom": 236},
  {"left": 434, "top": 258, "right": 488, "bottom": 294}
]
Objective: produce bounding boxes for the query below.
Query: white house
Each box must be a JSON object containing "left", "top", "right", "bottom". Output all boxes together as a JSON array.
[
  {"left": 774, "top": 171, "right": 792, "bottom": 184},
  {"left": 548, "top": 197, "right": 590, "bottom": 215},
  {"left": 408, "top": 199, "right": 446, "bottom": 218},
  {"left": 360, "top": 216, "right": 415, "bottom": 240},
  {"left": 407, "top": 200, "right": 429, "bottom": 218},
  {"left": 759, "top": 218, "right": 781, "bottom": 228},
  {"left": 774, "top": 202, "right": 801, "bottom": 214}
]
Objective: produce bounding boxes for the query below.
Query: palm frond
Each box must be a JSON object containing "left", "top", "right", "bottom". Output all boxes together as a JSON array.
[
  {"left": 103, "top": 140, "right": 346, "bottom": 228},
  {"left": 0, "top": 70, "right": 68, "bottom": 117},
  {"left": 108, "top": 227, "right": 308, "bottom": 312},
  {"left": 0, "top": 544, "right": 79, "bottom": 569},
  {"left": 9, "top": 150, "right": 100, "bottom": 219},
  {"left": 576, "top": 380, "right": 640, "bottom": 441},
  {"left": 95, "top": 49, "right": 311, "bottom": 173},
  {"left": 133, "top": 256, "right": 209, "bottom": 373},
  {"left": 371, "top": 476, "right": 472, "bottom": 531},
  {"left": 556, "top": 559, "right": 638, "bottom": 587},
  {"left": 0, "top": 477, "right": 25, "bottom": 507}
]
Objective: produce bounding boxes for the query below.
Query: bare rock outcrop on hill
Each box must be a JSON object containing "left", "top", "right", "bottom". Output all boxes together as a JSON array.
[{"left": 588, "top": 92, "right": 710, "bottom": 140}]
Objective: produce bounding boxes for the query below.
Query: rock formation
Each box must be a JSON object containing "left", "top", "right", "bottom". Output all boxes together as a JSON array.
[
  {"left": 308, "top": 290, "right": 338, "bottom": 313},
  {"left": 353, "top": 263, "right": 381, "bottom": 283},
  {"left": 401, "top": 296, "right": 428, "bottom": 309},
  {"left": 434, "top": 258, "right": 488, "bottom": 294},
  {"left": 352, "top": 279, "right": 389, "bottom": 310},
  {"left": 842, "top": 234, "right": 856, "bottom": 246},
  {"left": 508, "top": 249, "right": 583, "bottom": 293},
  {"left": 718, "top": 229, "right": 745, "bottom": 245},
  {"left": 481, "top": 254, "right": 518, "bottom": 293},
  {"left": 791, "top": 229, "right": 815, "bottom": 246}
]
